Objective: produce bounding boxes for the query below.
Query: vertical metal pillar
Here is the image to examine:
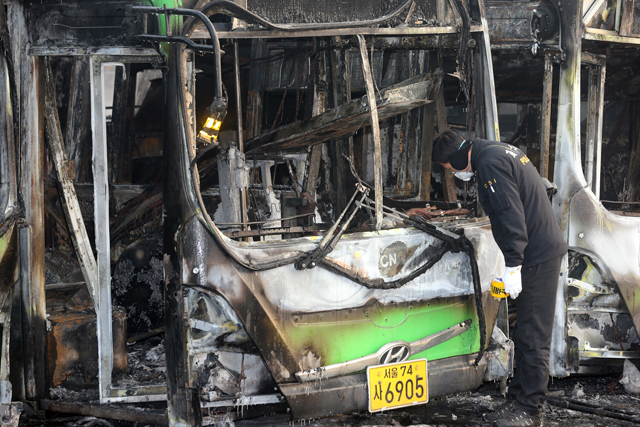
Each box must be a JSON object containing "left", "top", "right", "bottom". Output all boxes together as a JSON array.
[
  {"left": 435, "top": 87, "right": 457, "bottom": 202},
  {"left": 330, "top": 41, "right": 354, "bottom": 216},
  {"left": 217, "top": 145, "right": 245, "bottom": 227},
  {"left": 89, "top": 57, "right": 114, "bottom": 403},
  {"left": 549, "top": 0, "right": 583, "bottom": 378},
  {"left": 552, "top": 2, "right": 586, "bottom": 215},
  {"left": 540, "top": 53, "right": 553, "bottom": 180},
  {"left": 11, "top": 3, "right": 48, "bottom": 398},
  {"left": 585, "top": 67, "right": 597, "bottom": 190},
  {"left": 594, "top": 63, "right": 606, "bottom": 199},
  {"left": 26, "top": 60, "right": 47, "bottom": 400},
  {"left": 259, "top": 161, "right": 281, "bottom": 228},
  {"left": 234, "top": 42, "right": 249, "bottom": 232},
  {"left": 357, "top": 35, "right": 383, "bottom": 229},
  {"left": 418, "top": 103, "right": 435, "bottom": 201},
  {"left": 476, "top": 0, "right": 500, "bottom": 141},
  {"left": 66, "top": 57, "right": 93, "bottom": 183},
  {"left": 18, "top": 226, "right": 35, "bottom": 400},
  {"left": 304, "top": 50, "right": 325, "bottom": 203},
  {"left": 245, "top": 39, "right": 267, "bottom": 140},
  {"left": 164, "top": 43, "right": 201, "bottom": 427}
]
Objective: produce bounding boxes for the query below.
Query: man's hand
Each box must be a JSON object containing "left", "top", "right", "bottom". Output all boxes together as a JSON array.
[{"left": 503, "top": 266, "right": 522, "bottom": 299}]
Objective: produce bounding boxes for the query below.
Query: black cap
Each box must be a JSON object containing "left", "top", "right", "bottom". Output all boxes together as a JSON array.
[{"left": 449, "top": 140, "right": 471, "bottom": 170}]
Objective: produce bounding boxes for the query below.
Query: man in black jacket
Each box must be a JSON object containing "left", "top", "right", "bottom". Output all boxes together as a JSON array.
[{"left": 433, "top": 129, "right": 568, "bottom": 427}]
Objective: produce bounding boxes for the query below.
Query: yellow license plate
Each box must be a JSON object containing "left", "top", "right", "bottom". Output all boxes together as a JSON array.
[{"left": 366, "top": 358, "right": 428, "bottom": 412}]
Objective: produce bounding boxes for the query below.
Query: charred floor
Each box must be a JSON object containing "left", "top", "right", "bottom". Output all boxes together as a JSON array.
[{"left": 24, "top": 374, "right": 640, "bottom": 426}]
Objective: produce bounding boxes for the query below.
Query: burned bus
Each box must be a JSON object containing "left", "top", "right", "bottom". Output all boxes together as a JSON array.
[{"left": 0, "top": 0, "right": 639, "bottom": 425}]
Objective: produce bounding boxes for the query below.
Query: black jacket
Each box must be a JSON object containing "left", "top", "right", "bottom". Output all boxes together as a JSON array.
[{"left": 470, "top": 139, "right": 568, "bottom": 268}]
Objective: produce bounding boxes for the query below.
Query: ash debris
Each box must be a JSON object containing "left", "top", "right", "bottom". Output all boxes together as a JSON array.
[
  {"left": 234, "top": 375, "right": 640, "bottom": 426},
  {"left": 111, "top": 234, "right": 164, "bottom": 337},
  {"left": 113, "top": 337, "right": 166, "bottom": 386},
  {"left": 49, "top": 387, "right": 99, "bottom": 403}
]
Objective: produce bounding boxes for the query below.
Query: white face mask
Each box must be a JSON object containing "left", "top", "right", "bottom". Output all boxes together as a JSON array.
[{"left": 454, "top": 171, "right": 475, "bottom": 181}]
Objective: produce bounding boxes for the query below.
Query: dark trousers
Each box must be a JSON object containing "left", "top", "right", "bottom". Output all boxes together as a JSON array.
[{"left": 508, "top": 254, "right": 564, "bottom": 414}]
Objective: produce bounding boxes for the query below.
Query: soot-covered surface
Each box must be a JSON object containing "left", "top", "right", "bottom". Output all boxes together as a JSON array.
[{"left": 111, "top": 234, "right": 164, "bottom": 338}]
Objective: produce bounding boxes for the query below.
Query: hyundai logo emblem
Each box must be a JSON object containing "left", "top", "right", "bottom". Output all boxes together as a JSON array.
[{"left": 376, "top": 341, "right": 411, "bottom": 365}]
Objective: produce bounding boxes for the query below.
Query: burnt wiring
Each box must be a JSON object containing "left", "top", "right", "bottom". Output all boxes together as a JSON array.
[
  {"left": 320, "top": 242, "right": 452, "bottom": 289},
  {"left": 448, "top": 0, "right": 471, "bottom": 104},
  {"left": 295, "top": 183, "right": 370, "bottom": 270}
]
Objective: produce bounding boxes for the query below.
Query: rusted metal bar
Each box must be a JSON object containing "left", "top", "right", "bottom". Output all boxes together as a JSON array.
[
  {"left": 583, "top": 28, "right": 640, "bottom": 44},
  {"left": 245, "top": 71, "right": 442, "bottom": 154},
  {"left": 17, "top": 47, "right": 48, "bottom": 400},
  {"left": 226, "top": 225, "right": 320, "bottom": 238},
  {"left": 43, "top": 58, "right": 98, "bottom": 303},
  {"left": 418, "top": 103, "right": 436, "bottom": 201},
  {"left": 395, "top": 50, "right": 423, "bottom": 196},
  {"left": 540, "top": 52, "right": 553, "bottom": 180},
  {"left": 65, "top": 57, "right": 93, "bottom": 183},
  {"left": 305, "top": 148, "right": 322, "bottom": 196},
  {"left": 32, "top": 57, "right": 48, "bottom": 402},
  {"left": 619, "top": 0, "right": 635, "bottom": 36},
  {"left": 580, "top": 51, "right": 603, "bottom": 65},
  {"left": 89, "top": 56, "right": 114, "bottom": 403},
  {"left": 40, "top": 400, "right": 169, "bottom": 426},
  {"left": 357, "top": 35, "right": 383, "bottom": 230},
  {"left": 194, "top": 25, "right": 484, "bottom": 39},
  {"left": 304, "top": 49, "right": 325, "bottom": 199},
  {"left": 29, "top": 46, "right": 161, "bottom": 58}
]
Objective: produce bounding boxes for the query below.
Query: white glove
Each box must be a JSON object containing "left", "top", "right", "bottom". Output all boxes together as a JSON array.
[{"left": 503, "top": 266, "right": 522, "bottom": 299}]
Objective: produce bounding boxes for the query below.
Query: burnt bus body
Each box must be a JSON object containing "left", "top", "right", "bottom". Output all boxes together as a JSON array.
[{"left": 159, "top": 1, "right": 505, "bottom": 422}]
